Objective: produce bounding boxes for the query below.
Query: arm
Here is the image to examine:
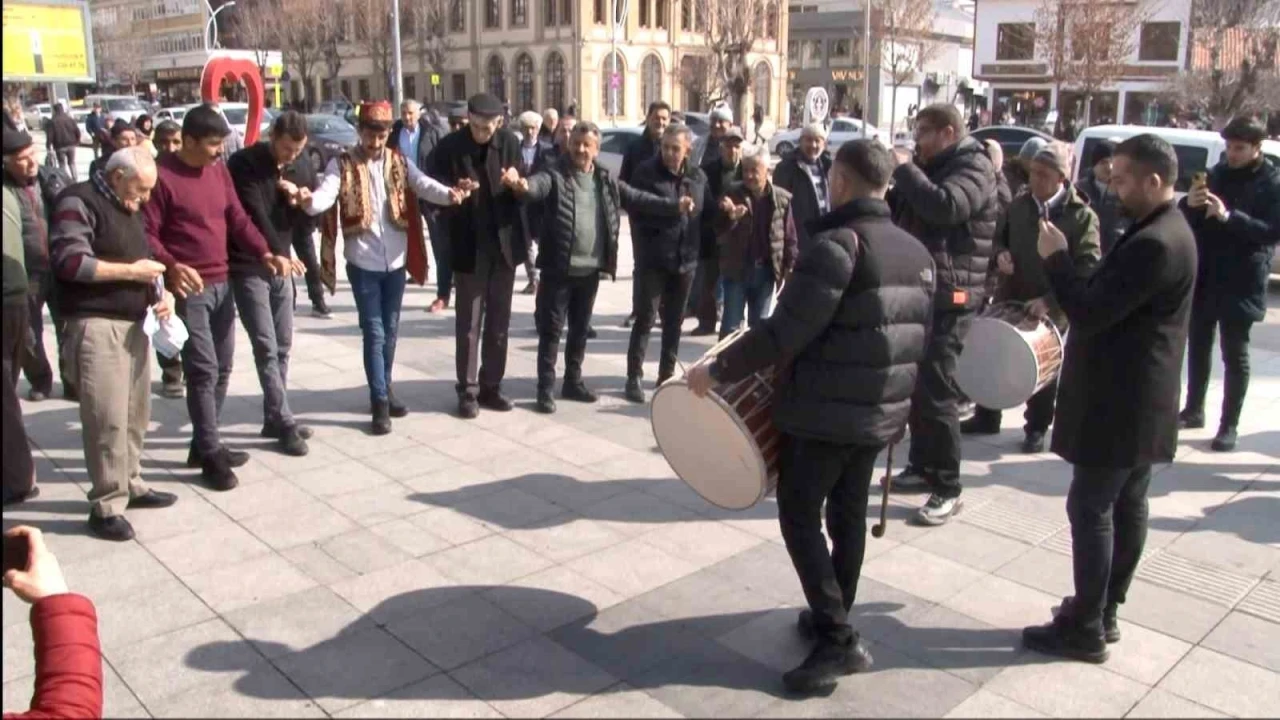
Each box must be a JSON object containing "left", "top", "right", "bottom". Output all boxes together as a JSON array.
[
  {"left": 617, "top": 180, "right": 680, "bottom": 216},
  {"left": 782, "top": 207, "right": 798, "bottom": 273},
  {"left": 17, "top": 594, "right": 104, "bottom": 720},
  {"left": 227, "top": 152, "right": 286, "bottom": 250},
  {"left": 713, "top": 235, "right": 855, "bottom": 383},
  {"left": 141, "top": 181, "right": 178, "bottom": 268},
  {"left": 304, "top": 157, "right": 341, "bottom": 216},
  {"left": 1043, "top": 233, "right": 1169, "bottom": 341},
  {"left": 519, "top": 171, "right": 554, "bottom": 203},
  {"left": 890, "top": 159, "right": 993, "bottom": 229},
  {"left": 219, "top": 164, "right": 272, "bottom": 258},
  {"left": 48, "top": 195, "right": 149, "bottom": 284},
  {"left": 406, "top": 160, "right": 456, "bottom": 206},
  {"left": 1220, "top": 179, "right": 1280, "bottom": 247},
  {"left": 1070, "top": 209, "right": 1102, "bottom": 275}
]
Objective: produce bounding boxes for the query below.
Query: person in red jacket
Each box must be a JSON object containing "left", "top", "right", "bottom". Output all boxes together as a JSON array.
[{"left": 2, "top": 526, "right": 102, "bottom": 720}]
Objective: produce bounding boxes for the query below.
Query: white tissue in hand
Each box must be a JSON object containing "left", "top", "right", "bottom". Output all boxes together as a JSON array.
[{"left": 146, "top": 309, "right": 189, "bottom": 359}]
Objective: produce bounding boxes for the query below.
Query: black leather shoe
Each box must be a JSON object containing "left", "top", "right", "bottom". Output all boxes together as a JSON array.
[
  {"left": 1211, "top": 426, "right": 1237, "bottom": 452},
  {"left": 587, "top": 326, "right": 598, "bottom": 340},
  {"left": 127, "top": 490, "right": 178, "bottom": 510},
  {"left": 1104, "top": 604, "right": 1120, "bottom": 644},
  {"left": 261, "top": 423, "right": 313, "bottom": 440},
  {"left": 201, "top": 453, "right": 239, "bottom": 492},
  {"left": 279, "top": 427, "right": 311, "bottom": 455},
  {"left": 88, "top": 514, "right": 136, "bottom": 542},
  {"left": 478, "top": 389, "right": 513, "bottom": 412},
  {"left": 371, "top": 400, "right": 392, "bottom": 436},
  {"left": 887, "top": 465, "right": 933, "bottom": 494},
  {"left": 536, "top": 388, "right": 557, "bottom": 414},
  {"left": 458, "top": 395, "right": 480, "bottom": 419},
  {"left": 1022, "top": 431, "right": 1046, "bottom": 454},
  {"left": 960, "top": 415, "right": 1000, "bottom": 435},
  {"left": 1178, "top": 409, "right": 1205, "bottom": 429},
  {"left": 311, "top": 298, "right": 333, "bottom": 319},
  {"left": 624, "top": 377, "right": 646, "bottom": 404},
  {"left": 187, "top": 444, "right": 249, "bottom": 469},
  {"left": 3, "top": 486, "right": 41, "bottom": 507},
  {"left": 782, "top": 638, "right": 874, "bottom": 695},
  {"left": 562, "top": 382, "right": 599, "bottom": 404},
  {"left": 1023, "top": 617, "right": 1109, "bottom": 664},
  {"left": 27, "top": 389, "right": 47, "bottom": 402},
  {"left": 690, "top": 325, "right": 716, "bottom": 337},
  {"left": 387, "top": 391, "right": 409, "bottom": 418}
]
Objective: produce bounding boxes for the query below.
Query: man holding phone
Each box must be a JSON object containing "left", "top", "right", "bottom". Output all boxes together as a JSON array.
[{"left": 1178, "top": 117, "right": 1280, "bottom": 451}]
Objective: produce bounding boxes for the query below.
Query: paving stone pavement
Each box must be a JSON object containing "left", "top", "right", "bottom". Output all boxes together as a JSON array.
[{"left": 4, "top": 145, "right": 1280, "bottom": 718}]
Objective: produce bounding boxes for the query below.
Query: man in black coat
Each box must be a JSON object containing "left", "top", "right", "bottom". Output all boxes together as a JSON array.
[
  {"left": 429, "top": 93, "right": 526, "bottom": 419},
  {"left": 619, "top": 102, "right": 671, "bottom": 329},
  {"left": 690, "top": 126, "right": 744, "bottom": 335},
  {"left": 1178, "top": 117, "right": 1280, "bottom": 451},
  {"left": 772, "top": 123, "right": 832, "bottom": 252},
  {"left": 391, "top": 99, "right": 446, "bottom": 314},
  {"left": 686, "top": 140, "right": 936, "bottom": 695},
  {"left": 624, "top": 124, "right": 705, "bottom": 403},
  {"left": 1023, "top": 134, "right": 1196, "bottom": 664},
  {"left": 1078, "top": 140, "right": 1130, "bottom": 254},
  {"left": 887, "top": 103, "right": 1001, "bottom": 526}
]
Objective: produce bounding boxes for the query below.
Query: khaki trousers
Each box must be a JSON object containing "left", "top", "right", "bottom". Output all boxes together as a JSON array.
[{"left": 65, "top": 316, "right": 151, "bottom": 518}]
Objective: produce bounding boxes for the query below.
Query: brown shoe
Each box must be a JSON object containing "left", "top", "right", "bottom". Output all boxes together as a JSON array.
[{"left": 428, "top": 297, "right": 449, "bottom": 313}]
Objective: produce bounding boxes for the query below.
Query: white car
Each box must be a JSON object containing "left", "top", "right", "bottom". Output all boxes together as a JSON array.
[
  {"left": 769, "top": 117, "right": 885, "bottom": 156},
  {"left": 84, "top": 95, "right": 147, "bottom": 125},
  {"left": 69, "top": 109, "right": 94, "bottom": 146},
  {"left": 598, "top": 125, "right": 644, "bottom": 177},
  {"left": 23, "top": 103, "right": 53, "bottom": 130},
  {"left": 219, "top": 103, "right": 273, "bottom": 140},
  {"left": 155, "top": 105, "right": 197, "bottom": 123}
]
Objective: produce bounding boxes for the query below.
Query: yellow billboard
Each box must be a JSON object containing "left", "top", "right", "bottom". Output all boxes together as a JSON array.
[{"left": 2, "top": 0, "right": 95, "bottom": 83}]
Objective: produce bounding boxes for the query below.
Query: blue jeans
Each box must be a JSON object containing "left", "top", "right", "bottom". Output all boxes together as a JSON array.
[
  {"left": 719, "top": 264, "right": 775, "bottom": 339},
  {"left": 427, "top": 215, "right": 452, "bottom": 302},
  {"left": 347, "top": 265, "right": 407, "bottom": 403}
]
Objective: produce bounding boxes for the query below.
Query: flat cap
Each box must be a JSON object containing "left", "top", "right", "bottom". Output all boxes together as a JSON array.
[{"left": 468, "top": 93, "right": 503, "bottom": 117}]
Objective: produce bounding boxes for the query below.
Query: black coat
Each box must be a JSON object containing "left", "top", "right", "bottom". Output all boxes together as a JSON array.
[
  {"left": 627, "top": 156, "right": 707, "bottom": 274},
  {"left": 519, "top": 156, "right": 678, "bottom": 280},
  {"left": 712, "top": 199, "right": 936, "bottom": 445},
  {"left": 619, "top": 132, "right": 660, "bottom": 185},
  {"left": 889, "top": 137, "right": 1001, "bottom": 311},
  {"left": 1079, "top": 172, "right": 1130, "bottom": 255},
  {"left": 1045, "top": 201, "right": 1197, "bottom": 469},
  {"left": 429, "top": 126, "right": 526, "bottom": 273},
  {"left": 1180, "top": 157, "right": 1280, "bottom": 324},
  {"left": 700, "top": 156, "right": 741, "bottom": 259},
  {"left": 226, "top": 142, "right": 318, "bottom": 274},
  {"left": 390, "top": 117, "right": 444, "bottom": 214},
  {"left": 516, "top": 142, "right": 555, "bottom": 247},
  {"left": 772, "top": 150, "right": 832, "bottom": 252}
]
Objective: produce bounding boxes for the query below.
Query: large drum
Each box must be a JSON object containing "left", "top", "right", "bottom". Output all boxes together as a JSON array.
[
  {"left": 955, "top": 301, "right": 1064, "bottom": 410},
  {"left": 650, "top": 331, "right": 782, "bottom": 510}
]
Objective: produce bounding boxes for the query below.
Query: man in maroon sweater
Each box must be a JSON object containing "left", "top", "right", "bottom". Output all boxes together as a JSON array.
[{"left": 142, "top": 104, "right": 293, "bottom": 491}]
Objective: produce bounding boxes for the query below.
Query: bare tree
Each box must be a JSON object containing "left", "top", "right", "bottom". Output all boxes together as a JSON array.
[
  {"left": 694, "top": 0, "right": 770, "bottom": 124},
  {"left": 276, "top": 0, "right": 329, "bottom": 109},
  {"left": 1167, "top": 0, "right": 1280, "bottom": 128},
  {"left": 318, "top": 0, "right": 349, "bottom": 103},
  {"left": 94, "top": 23, "right": 146, "bottom": 94},
  {"left": 351, "top": 0, "right": 398, "bottom": 99},
  {"left": 410, "top": 0, "right": 452, "bottom": 102},
  {"left": 1036, "top": 0, "right": 1150, "bottom": 131},
  {"left": 878, "top": 0, "right": 942, "bottom": 137},
  {"left": 229, "top": 0, "right": 281, "bottom": 83},
  {"left": 678, "top": 54, "right": 719, "bottom": 111}
]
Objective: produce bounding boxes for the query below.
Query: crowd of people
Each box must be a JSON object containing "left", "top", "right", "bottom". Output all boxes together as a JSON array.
[{"left": 1, "top": 87, "right": 1277, "bottom": 703}]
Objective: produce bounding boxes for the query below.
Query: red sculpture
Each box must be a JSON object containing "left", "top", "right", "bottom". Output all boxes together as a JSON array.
[{"left": 200, "top": 55, "right": 265, "bottom": 145}]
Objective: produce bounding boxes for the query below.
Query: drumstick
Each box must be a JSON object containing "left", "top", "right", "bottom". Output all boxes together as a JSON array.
[{"left": 871, "top": 442, "right": 895, "bottom": 538}]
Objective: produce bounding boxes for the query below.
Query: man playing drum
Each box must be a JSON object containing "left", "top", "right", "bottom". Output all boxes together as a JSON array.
[
  {"left": 687, "top": 140, "right": 935, "bottom": 695},
  {"left": 961, "top": 142, "right": 1101, "bottom": 452}
]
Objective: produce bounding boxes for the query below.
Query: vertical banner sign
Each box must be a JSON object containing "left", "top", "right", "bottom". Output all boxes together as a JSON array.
[{"left": 201, "top": 55, "right": 266, "bottom": 146}]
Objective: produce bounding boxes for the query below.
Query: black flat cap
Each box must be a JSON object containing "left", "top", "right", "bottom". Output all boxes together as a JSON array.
[
  {"left": 3, "top": 124, "right": 33, "bottom": 155},
  {"left": 468, "top": 93, "right": 503, "bottom": 117}
]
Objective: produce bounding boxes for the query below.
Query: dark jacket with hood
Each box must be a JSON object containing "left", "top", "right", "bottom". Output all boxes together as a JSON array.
[{"left": 627, "top": 155, "right": 708, "bottom": 274}]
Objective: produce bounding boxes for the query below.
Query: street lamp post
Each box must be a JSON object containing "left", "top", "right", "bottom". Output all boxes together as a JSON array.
[
  {"left": 862, "top": 0, "right": 871, "bottom": 138},
  {"left": 205, "top": 1, "right": 237, "bottom": 52},
  {"left": 391, "top": 0, "right": 404, "bottom": 107}
]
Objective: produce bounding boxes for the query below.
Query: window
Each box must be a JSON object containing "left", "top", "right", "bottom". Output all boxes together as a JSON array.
[
  {"left": 545, "top": 51, "right": 566, "bottom": 111},
  {"left": 512, "top": 0, "right": 528, "bottom": 26},
  {"left": 452, "top": 73, "right": 467, "bottom": 100},
  {"left": 753, "top": 62, "right": 771, "bottom": 114},
  {"left": 1139, "top": 22, "right": 1180, "bottom": 62},
  {"left": 514, "top": 53, "right": 535, "bottom": 111},
  {"left": 602, "top": 52, "right": 625, "bottom": 116},
  {"left": 595, "top": 0, "right": 606, "bottom": 24},
  {"left": 656, "top": 0, "right": 668, "bottom": 29},
  {"left": 640, "top": 0, "right": 650, "bottom": 26},
  {"left": 788, "top": 40, "right": 799, "bottom": 65},
  {"left": 544, "top": 0, "right": 556, "bottom": 26},
  {"left": 680, "top": 55, "right": 707, "bottom": 111},
  {"left": 996, "top": 23, "right": 1035, "bottom": 60},
  {"left": 828, "top": 38, "right": 852, "bottom": 66},
  {"left": 801, "top": 39, "right": 822, "bottom": 69},
  {"left": 449, "top": 0, "right": 465, "bottom": 32},
  {"left": 358, "top": 78, "right": 371, "bottom": 101},
  {"left": 404, "top": 75, "right": 416, "bottom": 101},
  {"left": 487, "top": 55, "right": 507, "bottom": 102},
  {"left": 681, "top": 0, "right": 692, "bottom": 30},
  {"left": 486, "top": 0, "right": 500, "bottom": 29},
  {"left": 641, "top": 54, "right": 662, "bottom": 114},
  {"left": 766, "top": 3, "right": 778, "bottom": 38},
  {"left": 561, "top": 0, "right": 572, "bottom": 25}
]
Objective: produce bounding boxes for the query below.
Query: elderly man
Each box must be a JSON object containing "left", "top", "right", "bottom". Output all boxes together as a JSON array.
[
  {"left": 429, "top": 93, "right": 527, "bottom": 419},
  {"left": 49, "top": 146, "right": 179, "bottom": 541},
  {"left": 307, "top": 101, "right": 463, "bottom": 434},
  {"left": 548, "top": 115, "right": 578, "bottom": 160},
  {"left": 693, "top": 105, "right": 733, "bottom": 167},
  {"left": 506, "top": 122, "right": 677, "bottom": 413},
  {"left": 1078, "top": 141, "right": 1128, "bottom": 254},
  {"left": 391, "top": 100, "right": 449, "bottom": 315},
  {"left": 772, "top": 123, "right": 833, "bottom": 252},
  {"left": 625, "top": 124, "right": 705, "bottom": 403},
  {"left": 690, "top": 126, "right": 745, "bottom": 336},
  {"left": 2, "top": 129, "right": 36, "bottom": 507},
  {"left": 515, "top": 110, "right": 550, "bottom": 295},
  {"left": 715, "top": 144, "right": 798, "bottom": 338},
  {"left": 540, "top": 108, "right": 559, "bottom": 145}
]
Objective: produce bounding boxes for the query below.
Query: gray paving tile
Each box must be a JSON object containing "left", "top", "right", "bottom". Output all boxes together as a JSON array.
[
  {"left": 110, "top": 619, "right": 265, "bottom": 708},
  {"left": 1125, "top": 689, "right": 1227, "bottom": 718},
  {"left": 942, "top": 574, "right": 1061, "bottom": 630},
  {"left": 281, "top": 543, "right": 360, "bottom": 585},
  {"left": 408, "top": 506, "right": 496, "bottom": 545},
  {"left": 909, "top": 521, "right": 1036, "bottom": 573},
  {"left": 385, "top": 595, "right": 538, "bottom": 670},
  {"left": 715, "top": 606, "right": 813, "bottom": 674},
  {"left": 239, "top": 500, "right": 357, "bottom": 550},
  {"left": 633, "top": 568, "right": 783, "bottom": 640},
  {"left": 366, "top": 517, "right": 454, "bottom": 557},
  {"left": 627, "top": 641, "right": 782, "bottom": 717},
  {"left": 550, "top": 683, "right": 683, "bottom": 718},
  {"left": 635, "top": 518, "right": 764, "bottom": 569},
  {"left": 874, "top": 603, "right": 1027, "bottom": 686},
  {"left": 145, "top": 663, "right": 326, "bottom": 718},
  {"left": 482, "top": 566, "right": 625, "bottom": 632},
  {"left": 1101, "top": 621, "right": 1192, "bottom": 686},
  {"left": 200, "top": 476, "right": 316, "bottom": 521},
  {"left": 1118, "top": 579, "right": 1232, "bottom": 644},
  {"left": 943, "top": 689, "right": 1046, "bottom": 718},
  {"left": 578, "top": 491, "right": 701, "bottom": 538},
  {"left": 425, "top": 534, "right": 554, "bottom": 586},
  {"left": 1203, "top": 610, "right": 1280, "bottom": 673},
  {"left": 991, "top": 546, "right": 1076, "bottom": 599},
  {"left": 357, "top": 444, "right": 461, "bottom": 481},
  {"left": 142, "top": 521, "right": 273, "bottom": 578},
  {"left": 1157, "top": 646, "right": 1280, "bottom": 718},
  {"left": 273, "top": 627, "right": 438, "bottom": 714},
  {"left": 450, "top": 486, "right": 567, "bottom": 530},
  {"left": 450, "top": 635, "right": 617, "bottom": 718},
  {"left": 101, "top": 658, "right": 147, "bottom": 719},
  {"left": 566, "top": 537, "right": 700, "bottom": 597},
  {"left": 318, "top": 528, "right": 416, "bottom": 574},
  {"left": 327, "top": 481, "right": 433, "bottom": 526},
  {"left": 862, "top": 544, "right": 987, "bottom": 604},
  {"left": 1, "top": 623, "right": 32, "bottom": 683},
  {"left": 983, "top": 657, "right": 1150, "bottom": 718},
  {"left": 224, "top": 586, "right": 373, "bottom": 660},
  {"left": 94, "top": 576, "right": 215, "bottom": 652},
  {"left": 60, "top": 543, "right": 176, "bottom": 604},
  {"left": 549, "top": 598, "right": 709, "bottom": 681},
  {"left": 504, "top": 514, "right": 629, "bottom": 563},
  {"left": 328, "top": 558, "right": 472, "bottom": 625},
  {"left": 334, "top": 674, "right": 502, "bottom": 718},
  {"left": 184, "top": 552, "right": 317, "bottom": 613}
]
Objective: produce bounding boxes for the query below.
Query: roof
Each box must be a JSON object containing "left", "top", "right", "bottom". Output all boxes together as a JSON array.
[{"left": 1190, "top": 27, "right": 1280, "bottom": 72}]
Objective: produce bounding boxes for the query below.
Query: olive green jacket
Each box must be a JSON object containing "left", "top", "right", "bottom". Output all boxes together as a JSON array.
[{"left": 2, "top": 184, "right": 27, "bottom": 305}]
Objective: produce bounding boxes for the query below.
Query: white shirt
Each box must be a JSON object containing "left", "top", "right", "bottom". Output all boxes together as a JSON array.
[
  {"left": 1037, "top": 183, "right": 1068, "bottom": 217},
  {"left": 308, "top": 151, "right": 454, "bottom": 273}
]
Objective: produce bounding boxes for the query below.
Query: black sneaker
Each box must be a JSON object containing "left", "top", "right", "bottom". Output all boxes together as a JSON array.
[
  {"left": 201, "top": 453, "right": 239, "bottom": 492},
  {"left": 261, "top": 422, "right": 313, "bottom": 440},
  {"left": 915, "top": 493, "right": 963, "bottom": 526},
  {"left": 311, "top": 299, "right": 333, "bottom": 319},
  {"left": 187, "top": 444, "right": 249, "bottom": 469},
  {"left": 127, "top": 490, "right": 178, "bottom": 509},
  {"left": 586, "top": 326, "right": 598, "bottom": 340},
  {"left": 536, "top": 388, "right": 557, "bottom": 414},
  {"left": 1022, "top": 431, "right": 1046, "bottom": 454},
  {"left": 279, "top": 427, "right": 311, "bottom": 455},
  {"left": 624, "top": 377, "right": 645, "bottom": 404},
  {"left": 387, "top": 391, "right": 409, "bottom": 418},
  {"left": 1178, "top": 409, "right": 1205, "bottom": 429},
  {"left": 2, "top": 486, "right": 40, "bottom": 507},
  {"left": 562, "top": 382, "right": 599, "bottom": 404},
  {"left": 621, "top": 313, "right": 635, "bottom": 328},
  {"left": 27, "top": 389, "right": 48, "bottom": 402},
  {"left": 690, "top": 325, "right": 716, "bottom": 337},
  {"left": 1056, "top": 596, "right": 1120, "bottom": 644},
  {"left": 1211, "top": 426, "right": 1237, "bottom": 452},
  {"left": 960, "top": 414, "right": 1000, "bottom": 436},
  {"left": 478, "top": 388, "right": 513, "bottom": 412},
  {"left": 782, "top": 638, "right": 874, "bottom": 696},
  {"left": 521, "top": 281, "right": 538, "bottom": 295},
  {"left": 88, "top": 514, "right": 136, "bottom": 542},
  {"left": 1022, "top": 616, "right": 1109, "bottom": 663},
  {"left": 458, "top": 395, "right": 480, "bottom": 419},
  {"left": 371, "top": 399, "right": 392, "bottom": 436},
  {"left": 888, "top": 465, "right": 932, "bottom": 494}
]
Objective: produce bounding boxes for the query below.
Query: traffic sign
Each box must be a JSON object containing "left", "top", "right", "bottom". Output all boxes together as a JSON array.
[{"left": 430, "top": 73, "right": 440, "bottom": 86}]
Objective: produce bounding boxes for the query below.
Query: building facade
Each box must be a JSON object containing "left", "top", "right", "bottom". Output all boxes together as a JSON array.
[
  {"left": 973, "top": 0, "right": 1193, "bottom": 130},
  {"left": 287, "top": 0, "right": 788, "bottom": 127}
]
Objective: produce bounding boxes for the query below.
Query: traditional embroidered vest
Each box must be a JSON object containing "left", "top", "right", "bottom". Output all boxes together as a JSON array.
[{"left": 335, "top": 148, "right": 411, "bottom": 236}]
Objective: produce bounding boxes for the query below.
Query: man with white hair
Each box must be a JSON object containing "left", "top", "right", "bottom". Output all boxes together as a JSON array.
[
  {"left": 516, "top": 110, "right": 549, "bottom": 294},
  {"left": 49, "top": 146, "right": 180, "bottom": 541},
  {"left": 540, "top": 108, "right": 559, "bottom": 145},
  {"left": 772, "top": 123, "right": 833, "bottom": 251},
  {"left": 693, "top": 105, "right": 734, "bottom": 167}
]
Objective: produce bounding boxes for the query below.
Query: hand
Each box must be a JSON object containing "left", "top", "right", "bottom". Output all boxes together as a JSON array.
[
  {"left": 1186, "top": 185, "right": 1208, "bottom": 208},
  {"left": 500, "top": 167, "right": 521, "bottom": 187},
  {"left": 1205, "top": 192, "right": 1227, "bottom": 221},
  {"left": 131, "top": 258, "right": 167, "bottom": 283},
  {"left": 718, "top": 196, "right": 736, "bottom": 214},
  {"left": 263, "top": 254, "right": 293, "bottom": 277},
  {"left": 1037, "top": 219, "right": 1068, "bottom": 259},
  {"left": 2, "top": 527, "right": 69, "bottom": 604},
  {"left": 1026, "top": 296, "right": 1051, "bottom": 319},
  {"left": 296, "top": 187, "right": 312, "bottom": 204},
  {"left": 687, "top": 363, "right": 715, "bottom": 398},
  {"left": 996, "top": 250, "right": 1014, "bottom": 276},
  {"left": 457, "top": 178, "right": 480, "bottom": 193},
  {"left": 509, "top": 177, "right": 530, "bottom": 196},
  {"left": 166, "top": 263, "right": 204, "bottom": 298},
  {"left": 277, "top": 179, "right": 300, "bottom": 197},
  {"left": 448, "top": 187, "right": 467, "bottom": 205},
  {"left": 290, "top": 258, "right": 306, "bottom": 276},
  {"left": 678, "top": 195, "right": 695, "bottom": 215},
  {"left": 892, "top": 148, "right": 912, "bottom": 167},
  {"left": 730, "top": 204, "right": 749, "bottom": 222},
  {"left": 153, "top": 290, "right": 174, "bottom": 321}
]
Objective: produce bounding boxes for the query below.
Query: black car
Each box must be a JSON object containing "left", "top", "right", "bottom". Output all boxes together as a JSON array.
[
  {"left": 304, "top": 113, "right": 357, "bottom": 171},
  {"left": 970, "top": 125, "right": 1054, "bottom": 163}
]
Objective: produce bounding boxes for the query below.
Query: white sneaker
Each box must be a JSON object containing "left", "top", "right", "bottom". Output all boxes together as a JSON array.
[{"left": 915, "top": 494, "right": 962, "bottom": 526}]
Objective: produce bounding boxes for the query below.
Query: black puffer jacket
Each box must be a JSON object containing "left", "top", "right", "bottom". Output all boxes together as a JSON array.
[
  {"left": 619, "top": 131, "right": 660, "bottom": 185},
  {"left": 712, "top": 199, "right": 937, "bottom": 445},
  {"left": 890, "top": 137, "right": 1000, "bottom": 310},
  {"left": 628, "top": 156, "right": 707, "bottom": 274},
  {"left": 700, "top": 155, "right": 741, "bottom": 259},
  {"left": 519, "top": 156, "right": 679, "bottom": 280},
  {"left": 1180, "top": 156, "right": 1280, "bottom": 323}
]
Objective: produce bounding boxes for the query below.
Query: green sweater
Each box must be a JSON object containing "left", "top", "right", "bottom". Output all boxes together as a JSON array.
[
  {"left": 2, "top": 184, "right": 26, "bottom": 305},
  {"left": 568, "top": 169, "right": 605, "bottom": 276}
]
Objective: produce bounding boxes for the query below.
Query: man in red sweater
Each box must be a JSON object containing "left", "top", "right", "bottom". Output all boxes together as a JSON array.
[
  {"left": 142, "top": 104, "right": 294, "bottom": 491},
  {"left": 2, "top": 525, "right": 103, "bottom": 720}
]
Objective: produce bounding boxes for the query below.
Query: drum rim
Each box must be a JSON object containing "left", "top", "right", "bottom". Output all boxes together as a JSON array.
[
  {"left": 957, "top": 313, "right": 1046, "bottom": 410},
  {"left": 649, "top": 378, "right": 770, "bottom": 510}
]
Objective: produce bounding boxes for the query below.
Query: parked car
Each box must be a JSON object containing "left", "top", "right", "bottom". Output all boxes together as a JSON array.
[
  {"left": 681, "top": 111, "right": 711, "bottom": 138},
  {"left": 23, "top": 103, "right": 52, "bottom": 130},
  {"left": 597, "top": 126, "right": 644, "bottom": 177},
  {"left": 970, "top": 125, "right": 1054, "bottom": 163},
  {"left": 769, "top": 117, "right": 885, "bottom": 156},
  {"left": 303, "top": 113, "right": 357, "bottom": 171},
  {"left": 84, "top": 94, "right": 147, "bottom": 125},
  {"left": 219, "top": 102, "right": 274, "bottom": 139},
  {"left": 155, "top": 105, "right": 197, "bottom": 123},
  {"left": 316, "top": 99, "right": 354, "bottom": 117},
  {"left": 69, "top": 109, "right": 93, "bottom": 146},
  {"left": 1073, "top": 124, "right": 1280, "bottom": 194}
]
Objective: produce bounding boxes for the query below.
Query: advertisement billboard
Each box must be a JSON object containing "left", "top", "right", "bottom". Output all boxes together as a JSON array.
[{"left": 2, "top": 0, "right": 95, "bottom": 83}]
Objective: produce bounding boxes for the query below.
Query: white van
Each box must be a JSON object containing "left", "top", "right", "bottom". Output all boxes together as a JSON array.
[
  {"left": 84, "top": 94, "right": 148, "bottom": 125},
  {"left": 1073, "top": 124, "right": 1280, "bottom": 194}
]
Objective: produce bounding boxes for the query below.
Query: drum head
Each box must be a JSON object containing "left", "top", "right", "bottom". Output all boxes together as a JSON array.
[
  {"left": 650, "top": 380, "right": 770, "bottom": 510},
  {"left": 955, "top": 316, "right": 1039, "bottom": 410}
]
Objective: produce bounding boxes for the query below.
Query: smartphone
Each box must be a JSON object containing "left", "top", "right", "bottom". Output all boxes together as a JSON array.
[
  {"left": 2, "top": 534, "right": 29, "bottom": 574},
  {"left": 1192, "top": 171, "right": 1207, "bottom": 189}
]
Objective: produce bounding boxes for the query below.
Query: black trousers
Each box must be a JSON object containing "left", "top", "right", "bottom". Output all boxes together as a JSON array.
[
  {"left": 1184, "top": 299, "right": 1252, "bottom": 430},
  {"left": 454, "top": 248, "right": 515, "bottom": 397},
  {"left": 627, "top": 267, "right": 694, "bottom": 381},
  {"left": 972, "top": 378, "right": 1058, "bottom": 434},
  {"left": 157, "top": 351, "right": 183, "bottom": 387},
  {"left": 1066, "top": 464, "right": 1151, "bottom": 634},
  {"left": 2, "top": 303, "right": 34, "bottom": 503},
  {"left": 535, "top": 273, "right": 600, "bottom": 390},
  {"left": 291, "top": 230, "right": 326, "bottom": 308},
  {"left": 694, "top": 257, "right": 720, "bottom": 330},
  {"left": 22, "top": 271, "right": 71, "bottom": 396},
  {"left": 907, "top": 308, "right": 973, "bottom": 498},
  {"left": 777, "top": 436, "right": 882, "bottom": 645}
]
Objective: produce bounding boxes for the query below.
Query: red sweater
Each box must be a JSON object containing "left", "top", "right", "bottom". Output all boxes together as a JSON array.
[
  {"left": 3, "top": 594, "right": 103, "bottom": 720},
  {"left": 142, "top": 153, "right": 270, "bottom": 284}
]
